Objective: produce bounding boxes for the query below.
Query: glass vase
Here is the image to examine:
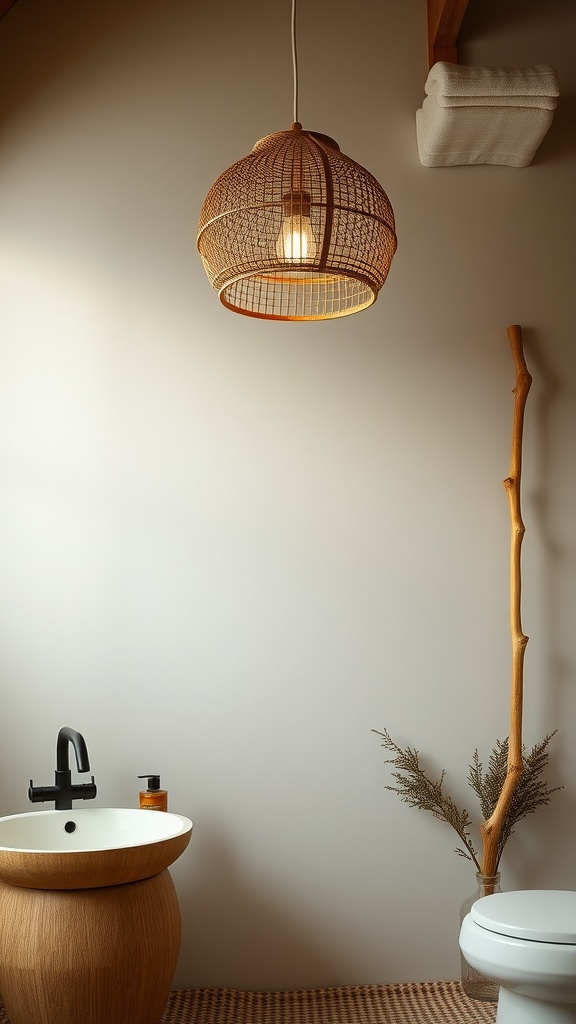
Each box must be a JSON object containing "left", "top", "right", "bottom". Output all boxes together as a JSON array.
[{"left": 459, "top": 872, "right": 501, "bottom": 1002}]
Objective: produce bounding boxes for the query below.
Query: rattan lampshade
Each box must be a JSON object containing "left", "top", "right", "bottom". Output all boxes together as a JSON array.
[{"left": 197, "top": 123, "right": 397, "bottom": 321}]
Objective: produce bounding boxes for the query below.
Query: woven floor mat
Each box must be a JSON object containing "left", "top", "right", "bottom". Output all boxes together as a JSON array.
[
  {"left": 159, "top": 984, "right": 497, "bottom": 1024},
  {"left": 0, "top": 983, "right": 498, "bottom": 1023}
]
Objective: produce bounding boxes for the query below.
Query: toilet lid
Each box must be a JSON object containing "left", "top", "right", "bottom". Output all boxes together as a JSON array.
[{"left": 471, "top": 890, "right": 576, "bottom": 943}]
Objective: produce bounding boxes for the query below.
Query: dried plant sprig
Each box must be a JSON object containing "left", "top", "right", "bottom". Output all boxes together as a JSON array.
[
  {"left": 373, "top": 728, "right": 481, "bottom": 871},
  {"left": 374, "top": 728, "right": 562, "bottom": 872},
  {"left": 468, "top": 731, "right": 562, "bottom": 866}
]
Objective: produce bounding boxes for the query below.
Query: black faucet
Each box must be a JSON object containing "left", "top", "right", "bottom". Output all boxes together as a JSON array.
[{"left": 29, "top": 727, "right": 97, "bottom": 811}]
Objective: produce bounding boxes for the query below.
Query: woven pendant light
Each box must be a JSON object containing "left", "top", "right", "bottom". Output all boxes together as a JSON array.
[{"left": 197, "top": 5, "right": 397, "bottom": 321}]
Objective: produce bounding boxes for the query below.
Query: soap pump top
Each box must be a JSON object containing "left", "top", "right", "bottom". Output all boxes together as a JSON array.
[
  {"left": 139, "top": 774, "right": 161, "bottom": 791},
  {"left": 137, "top": 774, "right": 167, "bottom": 811}
]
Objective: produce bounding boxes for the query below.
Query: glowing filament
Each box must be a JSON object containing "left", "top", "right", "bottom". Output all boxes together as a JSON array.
[{"left": 276, "top": 191, "right": 317, "bottom": 262}]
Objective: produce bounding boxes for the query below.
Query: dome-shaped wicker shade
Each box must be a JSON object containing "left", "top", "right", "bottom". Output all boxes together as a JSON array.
[{"left": 197, "top": 124, "right": 397, "bottom": 321}]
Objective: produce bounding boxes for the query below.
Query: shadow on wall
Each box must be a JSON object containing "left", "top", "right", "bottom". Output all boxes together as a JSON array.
[
  {"left": 0, "top": 0, "right": 182, "bottom": 127},
  {"left": 459, "top": 0, "right": 576, "bottom": 41},
  {"left": 506, "top": 789, "right": 576, "bottom": 892},
  {"left": 523, "top": 328, "right": 574, "bottom": 738},
  {"left": 532, "top": 96, "right": 576, "bottom": 164},
  {"left": 173, "top": 823, "right": 352, "bottom": 991}
]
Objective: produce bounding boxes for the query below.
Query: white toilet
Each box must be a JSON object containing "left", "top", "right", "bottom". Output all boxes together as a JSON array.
[{"left": 459, "top": 890, "right": 576, "bottom": 1024}]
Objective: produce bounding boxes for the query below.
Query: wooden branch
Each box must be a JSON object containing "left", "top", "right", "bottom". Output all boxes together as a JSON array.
[
  {"left": 480, "top": 325, "right": 532, "bottom": 876},
  {"left": 427, "top": 0, "right": 470, "bottom": 68}
]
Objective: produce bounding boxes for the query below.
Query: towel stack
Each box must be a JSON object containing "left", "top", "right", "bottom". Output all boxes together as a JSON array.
[{"left": 416, "top": 63, "right": 559, "bottom": 167}]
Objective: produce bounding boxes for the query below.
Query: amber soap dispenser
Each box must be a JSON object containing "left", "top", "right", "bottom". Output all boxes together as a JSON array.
[{"left": 138, "top": 775, "right": 168, "bottom": 811}]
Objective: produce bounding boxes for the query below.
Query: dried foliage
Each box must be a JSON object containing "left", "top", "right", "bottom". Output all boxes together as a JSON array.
[{"left": 373, "top": 728, "right": 562, "bottom": 872}]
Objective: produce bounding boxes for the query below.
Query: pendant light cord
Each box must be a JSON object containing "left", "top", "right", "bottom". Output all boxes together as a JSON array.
[{"left": 291, "top": 0, "right": 299, "bottom": 126}]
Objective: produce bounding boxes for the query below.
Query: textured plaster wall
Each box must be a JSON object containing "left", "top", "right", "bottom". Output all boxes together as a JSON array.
[{"left": 1, "top": 0, "right": 575, "bottom": 991}]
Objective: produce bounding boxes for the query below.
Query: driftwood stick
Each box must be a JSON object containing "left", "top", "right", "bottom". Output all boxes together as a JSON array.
[{"left": 480, "top": 325, "right": 532, "bottom": 877}]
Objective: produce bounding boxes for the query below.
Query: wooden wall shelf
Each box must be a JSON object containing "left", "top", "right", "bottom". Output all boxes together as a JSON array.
[{"left": 427, "top": 0, "right": 470, "bottom": 68}]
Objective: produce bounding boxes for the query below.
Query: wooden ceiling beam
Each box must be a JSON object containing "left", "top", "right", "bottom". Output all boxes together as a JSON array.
[{"left": 427, "top": 0, "right": 470, "bottom": 68}]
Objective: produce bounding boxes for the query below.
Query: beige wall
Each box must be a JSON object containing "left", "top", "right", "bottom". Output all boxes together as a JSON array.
[{"left": 1, "top": 0, "right": 575, "bottom": 991}]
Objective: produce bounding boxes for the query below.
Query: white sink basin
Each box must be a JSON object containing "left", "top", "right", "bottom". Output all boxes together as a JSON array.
[{"left": 0, "top": 808, "right": 193, "bottom": 890}]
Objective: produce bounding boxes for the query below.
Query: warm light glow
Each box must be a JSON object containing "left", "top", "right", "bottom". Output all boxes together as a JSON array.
[
  {"left": 276, "top": 217, "right": 317, "bottom": 260},
  {"left": 276, "top": 191, "right": 317, "bottom": 262}
]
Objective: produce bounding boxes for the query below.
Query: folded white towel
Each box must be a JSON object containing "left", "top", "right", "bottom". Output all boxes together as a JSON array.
[
  {"left": 416, "top": 101, "right": 556, "bottom": 167},
  {"left": 416, "top": 62, "right": 559, "bottom": 167},
  {"left": 432, "top": 93, "right": 557, "bottom": 110},
  {"left": 426, "top": 62, "right": 560, "bottom": 100}
]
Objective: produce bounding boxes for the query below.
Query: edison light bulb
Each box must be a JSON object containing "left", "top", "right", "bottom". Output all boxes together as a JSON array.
[{"left": 276, "top": 191, "right": 317, "bottom": 262}]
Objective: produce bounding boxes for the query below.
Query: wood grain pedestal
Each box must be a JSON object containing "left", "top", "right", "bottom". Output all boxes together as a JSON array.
[{"left": 0, "top": 869, "right": 181, "bottom": 1024}]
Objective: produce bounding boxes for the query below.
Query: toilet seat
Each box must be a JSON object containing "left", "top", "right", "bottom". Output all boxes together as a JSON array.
[{"left": 471, "top": 890, "right": 576, "bottom": 943}]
